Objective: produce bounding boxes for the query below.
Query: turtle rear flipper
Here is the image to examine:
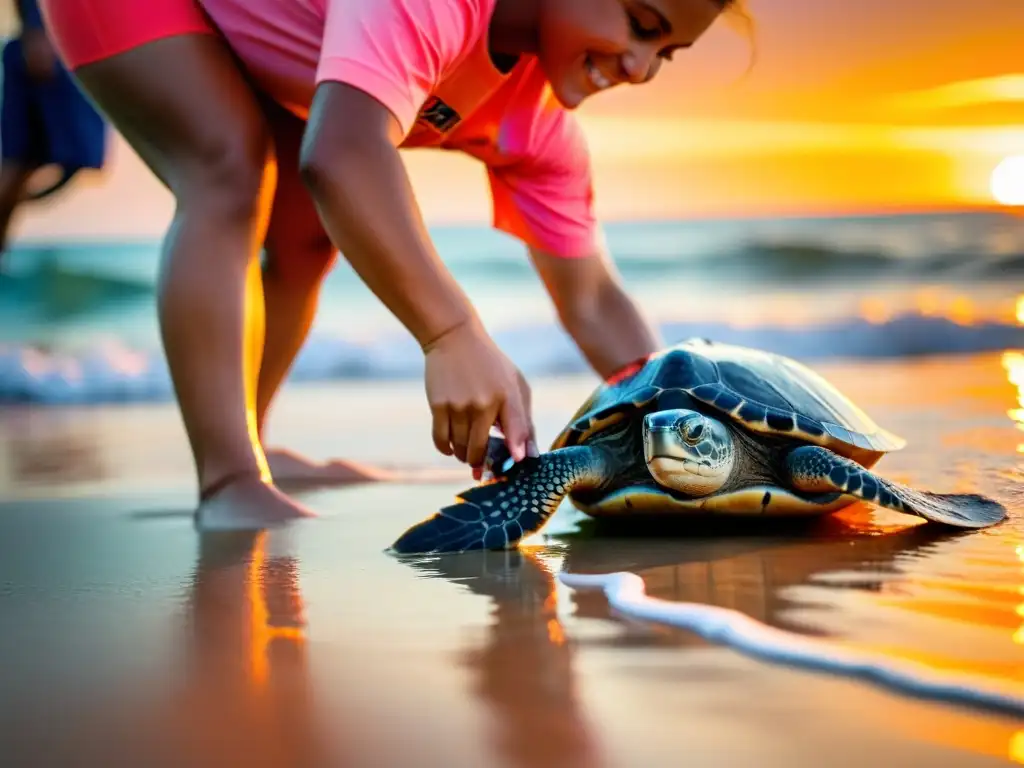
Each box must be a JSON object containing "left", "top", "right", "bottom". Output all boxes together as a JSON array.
[
  {"left": 389, "top": 446, "right": 610, "bottom": 555},
  {"left": 785, "top": 445, "right": 1007, "bottom": 529}
]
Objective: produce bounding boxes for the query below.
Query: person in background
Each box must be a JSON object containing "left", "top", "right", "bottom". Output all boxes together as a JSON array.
[
  {"left": 39, "top": 0, "right": 743, "bottom": 530},
  {"left": 0, "top": 0, "right": 107, "bottom": 264}
]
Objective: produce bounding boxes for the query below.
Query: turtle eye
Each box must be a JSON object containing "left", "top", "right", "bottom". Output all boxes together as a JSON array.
[{"left": 679, "top": 419, "right": 705, "bottom": 444}]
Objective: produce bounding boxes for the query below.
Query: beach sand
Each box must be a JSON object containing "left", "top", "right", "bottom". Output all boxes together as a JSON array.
[{"left": 0, "top": 352, "right": 1022, "bottom": 767}]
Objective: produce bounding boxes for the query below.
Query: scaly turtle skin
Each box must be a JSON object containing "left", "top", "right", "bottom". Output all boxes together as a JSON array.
[{"left": 391, "top": 339, "right": 1007, "bottom": 554}]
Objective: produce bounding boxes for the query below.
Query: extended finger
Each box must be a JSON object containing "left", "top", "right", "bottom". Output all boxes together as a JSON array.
[
  {"left": 516, "top": 372, "right": 539, "bottom": 456},
  {"left": 497, "top": 390, "right": 530, "bottom": 463}
]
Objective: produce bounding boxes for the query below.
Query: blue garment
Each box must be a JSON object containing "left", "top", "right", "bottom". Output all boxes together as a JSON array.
[
  {"left": 18, "top": 0, "right": 45, "bottom": 31},
  {"left": 1, "top": 2, "right": 107, "bottom": 182}
]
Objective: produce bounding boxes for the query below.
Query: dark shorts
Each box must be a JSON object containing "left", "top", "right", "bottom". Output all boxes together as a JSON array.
[{"left": 1, "top": 37, "right": 107, "bottom": 171}]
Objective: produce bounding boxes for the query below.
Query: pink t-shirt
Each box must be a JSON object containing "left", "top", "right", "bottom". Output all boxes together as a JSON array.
[{"left": 200, "top": 0, "right": 601, "bottom": 258}]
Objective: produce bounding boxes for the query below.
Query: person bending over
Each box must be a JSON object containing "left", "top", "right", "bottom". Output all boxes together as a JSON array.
[{"left": 40, "top": 0, "right": 740, "bottom": 529}]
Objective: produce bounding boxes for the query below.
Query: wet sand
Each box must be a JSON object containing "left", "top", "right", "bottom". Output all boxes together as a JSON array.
[{"left": 1, "top": 353, "right": 1022, "bottom": 767}]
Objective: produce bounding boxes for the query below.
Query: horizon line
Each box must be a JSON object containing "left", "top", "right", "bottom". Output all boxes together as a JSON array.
[{"left": 9, "top": 202, "right": 1021, "bottom": 247}]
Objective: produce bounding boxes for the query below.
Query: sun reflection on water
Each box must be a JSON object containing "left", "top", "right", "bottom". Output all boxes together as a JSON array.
[
  {"left": 995, "top": 327, "right": 1022, "bottom": 765},
  {"left": 1015, "top": 545, "right": 1024, "bottom": 648},
  {"left": 1001, "top": 351, "right": 1024, "bottom": 454},
  {"left": 852, "top": 288, "right": 1024, "bottom": 327},
  {"left": 999, "top": 329, "right": 1024, "bottom": 647},
  {"left": 1010, "top": 314, "right": 1024, "bottom": 763}
]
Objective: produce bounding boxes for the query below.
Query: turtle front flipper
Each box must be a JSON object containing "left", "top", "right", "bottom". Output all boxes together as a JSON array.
[
  {"left": 785, "top": 445, "right": 1007, "bottom": 529},
  {"left": 390, "top": 446, "right": 611, "bottom": 555}
]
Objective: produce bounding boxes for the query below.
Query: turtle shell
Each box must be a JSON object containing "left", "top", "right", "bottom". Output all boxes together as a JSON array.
[{"left": 551, "top": 338, "right": 905, "bottom": 466}]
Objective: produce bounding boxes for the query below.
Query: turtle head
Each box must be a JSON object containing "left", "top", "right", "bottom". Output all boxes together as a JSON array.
[{"left": 642, "top": 409, "right": 734, "bottom": 496}]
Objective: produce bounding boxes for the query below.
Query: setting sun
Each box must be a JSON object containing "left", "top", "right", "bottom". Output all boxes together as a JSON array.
[{"left": 991, "top": 155, "right": 1024, "bottom": 206}]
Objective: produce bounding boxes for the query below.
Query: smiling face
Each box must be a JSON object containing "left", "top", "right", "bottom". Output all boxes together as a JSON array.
[{"left": 536, "top": 0, "right": 727, "bottom": 109}]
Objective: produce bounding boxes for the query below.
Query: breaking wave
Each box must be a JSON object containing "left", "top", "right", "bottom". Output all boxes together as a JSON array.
[
  {"left": 2, "top": 212, "right": 1022, "bottom": 404},
  {"left": 1, "top": 312, "right": 1021, "bottom": 404}
]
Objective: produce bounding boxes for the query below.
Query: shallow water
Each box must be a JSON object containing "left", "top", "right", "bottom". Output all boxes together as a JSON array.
[
  {"left": 2, "top": 211, "right": 1023, "bottom": 403},
  {"left": 0, "top": 353, "right": 1021, "bottom": 765}
]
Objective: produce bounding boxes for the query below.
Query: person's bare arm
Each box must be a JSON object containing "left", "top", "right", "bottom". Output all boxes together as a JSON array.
[
  {"left": 300, "top": 82, "right": 478, "bottom": 347},
  {"left": 300, "top": 82, "right": 533, "bottom": 466},
  {"left": 529, "top": 246, "right": 662, "bottom": 379}
]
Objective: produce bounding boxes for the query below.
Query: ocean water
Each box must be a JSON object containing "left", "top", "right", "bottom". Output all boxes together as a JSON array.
[{"left": 1, "top": 210, "right": 1022, "bottom": 404}]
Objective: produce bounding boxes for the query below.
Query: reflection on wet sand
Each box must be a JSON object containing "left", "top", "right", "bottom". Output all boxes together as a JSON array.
[
  {"left": 564, "top": 507, "right": 1024, "bottom": 761},
  {"left": 1014, "top": 536, "right": 1024, "bottom": 764},
  {"left": 1000, "top": 343, "right": 1022, "bottom": 658},
  {"left": 407, "top": 549, "right": 603, "bottom": 768},
  {"left": 854, "top": 521, "right": 1024, "bottom": 763},
  {"left": 166, "top": 531, "right": 323, "bottom": 767},
  {"left": 557, "top": 508, "right": 960, "bottom": 639},
  {"left": 1017, "top": 544, "right": 1024, "bottom": 647},
  {"left": 1, "top": 350, "right": 1022, "bottom": 765},
  {"left": 860, "top": 522, "right": 1024, "bottom": 676},
  {"left": 1002, "top": 351, "right": 1024, "bottom": 455},
  {"left": 398, "top": 347, "right": 1023, "bottom": 765},
  {"left": 403, "top": 508, "right": 980, "bottom": 766}
]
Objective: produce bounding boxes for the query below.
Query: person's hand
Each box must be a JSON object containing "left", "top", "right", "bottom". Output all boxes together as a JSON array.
[
  {"left": 424, "top": 321, "right": 537, "bottom": 473},
  {"left": 469, "top": 370, "right": 538, "bottom": 481},
  {"left": 22, "top": 29, "right": 57, "bottom": 82}
]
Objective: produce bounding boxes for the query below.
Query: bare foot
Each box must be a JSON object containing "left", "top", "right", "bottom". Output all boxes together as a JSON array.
[
  {"left": 195, "top": 474, "right": 316, "bottom": 532},
  {"left": 265, "top": 447, "right": 394, "bottom": 492}
]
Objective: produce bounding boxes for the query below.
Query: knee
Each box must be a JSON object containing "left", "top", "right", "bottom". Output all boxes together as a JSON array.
[{"left": 179, "top": 126, "right": 274, "bottom": 223}]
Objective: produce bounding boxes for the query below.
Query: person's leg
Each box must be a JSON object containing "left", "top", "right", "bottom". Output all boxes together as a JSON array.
[
  {"left": 0, "top": 163, "right": 32, "bottom": 259},
  {"left": 256, "top": 102, "right": 388, "bottom": 487},
  {"left": 71, "top": 34, "right": 314, "bottom": 528},
  {"left": 256, "top": 102, "right": 335, "bottom": 434},
  {"left": 0, "top": 38, "right": 38, "bottom": 259}
]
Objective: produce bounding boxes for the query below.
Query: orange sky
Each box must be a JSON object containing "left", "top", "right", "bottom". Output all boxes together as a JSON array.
[{"left": 5, "top": 0, "right": 1024, "bottom": 240}]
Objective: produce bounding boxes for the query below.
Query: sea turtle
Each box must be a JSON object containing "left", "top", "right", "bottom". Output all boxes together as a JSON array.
[{"left": 391, "top": 339, "right": 1007, "bottom": 554}]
